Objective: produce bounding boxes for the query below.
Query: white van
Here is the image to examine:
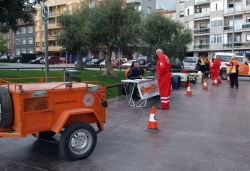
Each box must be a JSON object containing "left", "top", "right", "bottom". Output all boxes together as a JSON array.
[
  {"left": 183, "top": 57, "right": 199, "bottom": 71},
  {"left": 214, "top": 52, "right": 250, "bottom": 79}
]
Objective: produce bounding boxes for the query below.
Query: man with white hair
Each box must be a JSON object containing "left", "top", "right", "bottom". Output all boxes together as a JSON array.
[{"left": 156, "top": 48, "right": 171, "bottom": 110}]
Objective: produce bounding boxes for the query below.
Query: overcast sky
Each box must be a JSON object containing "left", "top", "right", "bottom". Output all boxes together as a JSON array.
[{"left": 156, "top": 0, "right": 176, "bottom": 10}]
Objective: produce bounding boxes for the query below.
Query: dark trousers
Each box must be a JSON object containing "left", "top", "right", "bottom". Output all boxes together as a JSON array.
[{"left": 230, "top": 73, "right": 239, "bottom": 88}]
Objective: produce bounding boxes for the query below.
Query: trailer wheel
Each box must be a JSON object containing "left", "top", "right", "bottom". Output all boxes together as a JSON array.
[
  {"left": 60, "top": 122, "right": 97, "bottom": 161},
  {"left": 0, "top": 87, "right": 14, "bottom": 128}
]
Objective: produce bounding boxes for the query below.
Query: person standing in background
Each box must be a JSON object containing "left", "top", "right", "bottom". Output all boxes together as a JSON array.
[
  {"left": 197, "top": 56, "right": 206, "bottom": 73},
  {"left": 210, "top": 58, "right": 216, "bottom": 85},
  {"left": 229, "top": 56, "right": 239, "bottom": 89},
  {"left": 205, "top": 56, "right": 210, "bottom": 77},
  {"left": 214, "top": 55, "right": 221, "bottom": 84},
  {"left": 156, "top": 48, "right": 171, "bottom": 110}
]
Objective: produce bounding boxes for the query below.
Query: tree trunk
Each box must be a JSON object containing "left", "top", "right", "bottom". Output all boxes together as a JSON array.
[
  {"left": 102, "top": 48, "right": 117, "bottom": 77},
  {"left": 76, "top": 49, "right": 83, "bottom": 68}
]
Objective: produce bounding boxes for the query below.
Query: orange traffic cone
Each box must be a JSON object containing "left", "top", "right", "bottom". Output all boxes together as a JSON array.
[
  {"left": 214, "top": 79, "right": 218, "bottom": 86},
  {"left": 186, "top": 83, "right": 192, "bottom": 96},
  {"left": 144, "top": 106, "right": 160, "bottom": 133},
  {"left": 203, "top": 79, "right": 208, "bottom": 90},
  {"left": 227, "top": 75, "right": 230, "bottom": 83}
]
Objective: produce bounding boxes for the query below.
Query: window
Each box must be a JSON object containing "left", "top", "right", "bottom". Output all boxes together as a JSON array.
[
  {"left": 185, "top": 22, "right": 189, "bottom": 28},
  {"left": 27, "top": 27, "right": 33, "bottom": 33},
  {"left": 28, "top": 49, "right": 33, "bottom": 53},
  {"left": 7, "top": 41, "right": 10, "bottom": 49},
  {"left": 77, "top": 3, "right": 82, "bottom": 9},
  {"left": 36, "top": 42, "right": 40, "bottom": 47},
  {"left": 180, "top": 0, "right": 184, "bottom": 3},
  {"left": 67, "top": 5, "right": 72, "bottom": 11},
  {"left": 187, "top": 9, "right": 190, "bottom": 15},
  {"left": 147, "top": 7, "right": 151, "bottom": 14},
  {"left": 246, "top": 17, "right": 250, "bottom": 23},
  {"left": 89, "top": 0, "right": 95, "bottom": 8},
  {"left": 180, "top": 11, "right": 184, "bottom": 17},
  {"left": 22, "top": 49, "right": 26, "bottom": 53},
  {"left": 28, "top": 38, "right": 33, "bottom": 44},
  {"left": 210, "top": 34, "right": 222, "bottom": 44},
  {"left": 22, "top": 38, "right": 26, "bottom": 45},
  {"left": 247, "top": 0, "right": 250, "bottom": 6},
  {"left": 200, "top": 23, "right": 207, "bottom": 28},
  {"left": 36, "top": 21, "right": 39, "bottom": 26},
  {"left": 16, "top": 29, "right": 20, "bottom": 34},
  {"left": 211, "top": 19, "right": 223, "bottom": 27},
  {"left": 16, "top": 49, "right": 20, "bottom": 55},
  {"left": 62, "top": 7, "right": 66, "bottom": 12},
  {"left": 16, "top": 39, "right": 20, "bottom": 45},
  {"left": 21, "top": 27, "right": 26, "bottom": 34},
  {"left": 229, "top": 3, "right": 234, "bottom": 8},
  {"left": 247, "top": 34, "right": 250, "bottom": 41},
  {"left": 36, "top": 32, "right": 40, "bottom": 37}
]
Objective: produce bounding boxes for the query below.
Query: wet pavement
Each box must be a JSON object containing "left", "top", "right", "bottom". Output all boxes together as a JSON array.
[{"left": 1, "top": 78, "right": 250, "bottom": 171}]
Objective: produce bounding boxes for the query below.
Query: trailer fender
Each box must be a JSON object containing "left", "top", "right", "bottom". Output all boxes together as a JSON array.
[{"left": 51, "top": 108, "right": 104, "bottom": 133}]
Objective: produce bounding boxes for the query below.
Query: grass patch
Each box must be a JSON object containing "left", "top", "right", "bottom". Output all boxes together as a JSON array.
[{"left": 0, "top": 69, "right": 127, "bottom": 99}]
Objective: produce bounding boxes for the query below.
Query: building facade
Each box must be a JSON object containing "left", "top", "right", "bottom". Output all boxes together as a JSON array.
[
  {"left": 176, "top": 0, "right": 250, "bottom": 59},
  {"left": 35, "top": 0, "right": 156, "bottom": 62},
  {"left": 14, "top": 20, "right": 35, "bottom": 56}
]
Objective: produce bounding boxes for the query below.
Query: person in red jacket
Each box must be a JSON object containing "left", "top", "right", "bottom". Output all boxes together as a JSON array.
[
  {"left": 156, "top": 48, "right": 171, "bottom": 110},
  {"left": 209, "top": 58, "right": 216, "bottom": 85},
  {"left": 214, "top": 55, "right": 221, "bottom": 85},
  {"left": 214, "top": 55, "right": 221, "bottom": 83}
]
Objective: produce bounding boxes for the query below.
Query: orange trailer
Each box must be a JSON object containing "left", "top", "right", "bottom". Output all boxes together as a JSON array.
[{"left": 0, "top": 77, "right": 107, "bottom": 161}]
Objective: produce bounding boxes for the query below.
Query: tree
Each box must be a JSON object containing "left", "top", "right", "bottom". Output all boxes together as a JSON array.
[
  {"left": 57, "top": 7, "right": 92, "bottom": 68},
  {"left": 0, "top": 34, "right": 7, "bottom": 53},
  {"left": 89, "top": 0, "right": 142, "bottom": 76},
  {"left": 0, "top": 0, "right": 45, "bottom": 33},
  {"left": 140, "top": 12, "right": 192, "bottom": 61}
]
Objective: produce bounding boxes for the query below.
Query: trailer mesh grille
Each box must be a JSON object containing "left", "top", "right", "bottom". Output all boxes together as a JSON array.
[{"left": 24, "top": 97, "right": 49, "bottom": 112}]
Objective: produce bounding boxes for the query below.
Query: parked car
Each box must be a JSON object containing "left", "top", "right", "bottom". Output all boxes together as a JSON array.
[
  {"left": 99, "top": 60, "right": 106, "bottom": 67},
  {"left": 88, "top": 59, "right": 105, "bottom": 66},
  {"left": 137, "top": 56, "right": 157, "bottom": 69},
  {"left": 74, "top": 58, "right": 93, "bottom": 66},
  {"left": 19, "top": 53, "right": 37, "bottom": 63},
  {"left": 30, "top": 57, "right": 44, "bottom": 64},
  {"left": 40, "top": 56, "right": 60, "bottom": 65},
  {"left": 121, "top": 60, "right": 136, "bottom": 67},
  {"left": 170, "top": 59, "right": 183, "bottom": 71},
  {"left": 59, "top": 57, "right": 69, "bottom": 63},
  {"left": 111, "top": 58, "right": 127, "bottom": 67},
  {"left": 0, "top": 56, "right": 7, "bottom": 59},
  {"left": 183, "top": 57, "right": 199, "bottom": 71}
]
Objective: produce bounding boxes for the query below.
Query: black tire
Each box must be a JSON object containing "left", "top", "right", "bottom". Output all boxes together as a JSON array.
[
  {"left": 139, "top": 59, "right": 146, "bottom": 65},
  {"left": 33, "top": 131, "right": 56, "bottom": 139},
  {"left": 220, "top": 70, "right": 227, "bottom": 80},
  {"left": 60, "top": 122, "right": 97, "bottom": 161},
  {"left": 0, "top": 87, "right": 14, "bottom": 128}
]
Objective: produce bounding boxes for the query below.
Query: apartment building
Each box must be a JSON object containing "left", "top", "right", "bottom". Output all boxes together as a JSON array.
[
  {"left": 157, "top": 9, "right": 176, "bottom": 20},
  {"left": 176, "top": 0, "right": 250, "bottom": 59},
  {"left": 1, "top": 31, "right": 15, "bottom": 57},
  {"left": 35, "top": 0, "right": 156, "bottom": 62},
  {"left": 14, "top": 20, "right": 35, "bottom": 56}
]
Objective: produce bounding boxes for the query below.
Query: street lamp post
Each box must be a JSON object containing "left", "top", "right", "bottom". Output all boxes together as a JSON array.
[{"left": 232, "top": 0, "right": 235, "bottom": 53}]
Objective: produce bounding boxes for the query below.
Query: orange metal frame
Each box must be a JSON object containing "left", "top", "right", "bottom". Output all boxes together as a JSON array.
[{"left": 0, "top": 77, "right": 106, "bottom": 138}]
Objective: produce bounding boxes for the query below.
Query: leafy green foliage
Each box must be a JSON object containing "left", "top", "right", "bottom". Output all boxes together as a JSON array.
[
  {"left": 140, "top": 12, "right": 193, "bottom": 61},
  {"left": 0, "top": 33, "right": 7, "bottom": 52},
  {"left": 0, "top": 0, "right": 45, "bottom": 32},
  {"left": 57, "top": 7, "right": 93, "bottom": 68}
]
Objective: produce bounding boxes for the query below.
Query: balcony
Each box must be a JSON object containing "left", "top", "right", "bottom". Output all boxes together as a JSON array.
[
  {"left": 224, "top": 24, "right": 243, "bottom": 32},
  {"left": 194, "top": 44, "right": 210, "bottom": 50},
  {"left": 48, "top": 23, "right": 61, "bottom": 29},
  {"left": 224, "top": 6, "right": 250, "bottom": 15},
  {"left": 49, "top": 11, "right": 60, "bottom": 17},
  {"left": 223, "top": 42, "right": 250, "bottom": 49},
  {"left": 194, "top": 13, "right": 210, "bottom": 20},
  {"left": 48, "top": 46, "right": 61, "bottom": 51},
  {"left": 194, "top": 0, "right": 210, "bottom": 5},
  {"left": 242, "top": 23, "right": 250, "bottom": 30},
  {"left": 48, "top": 34, "right": 57, "bottom": 40},
  {"left": 194, "top": 28, "right": 210, "bottom": 35}
]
